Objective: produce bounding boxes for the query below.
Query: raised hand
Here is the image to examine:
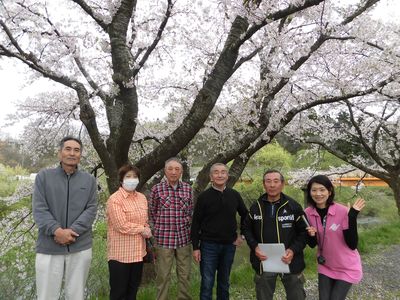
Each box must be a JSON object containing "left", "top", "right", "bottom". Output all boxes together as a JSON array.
[{"left": 349, "top": 198, "right": 366, "bottom": 212}]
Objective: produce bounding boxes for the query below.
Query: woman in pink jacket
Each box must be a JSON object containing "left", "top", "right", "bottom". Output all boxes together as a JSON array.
[{"left": 304, "top": 175, "right": 365, "bottom": 300}]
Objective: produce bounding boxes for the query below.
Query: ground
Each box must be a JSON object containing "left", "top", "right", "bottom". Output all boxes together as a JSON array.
[
  {"left": 303, "top": 244, "right": 399, "bottom": 300},
  {"left": 232, "top": 244, "right": 400, "bottom": 300},
  {"left": 348, "top": 244, "right": 400, "bottom": 300}
]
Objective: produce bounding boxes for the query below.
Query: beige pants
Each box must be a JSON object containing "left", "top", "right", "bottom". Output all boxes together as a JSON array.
[
  {"left": 155, "top": 244, "right": 192, "bottom": 300},
  {"left": 35, "top": 248, "right": 92, "bottom": 300}
]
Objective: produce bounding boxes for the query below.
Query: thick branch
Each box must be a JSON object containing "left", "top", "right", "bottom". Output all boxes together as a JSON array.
[
  {"left": 75, "top": 84, "right": 114, "bottom": 182},
  {"left": 240, "top": 0, "right": 325, "bottom": 46},
  {"left": 103, "top": 0, "right": 139, "bottom": 174},
  {"left": 109, "top": 0, "right": 137, "bottom": 83},
  {"left": 71, "top": 0, "right": 109, "bottom": 31},
  {"left": 342, "top": 0, "right": 380, "bottom": 25}
]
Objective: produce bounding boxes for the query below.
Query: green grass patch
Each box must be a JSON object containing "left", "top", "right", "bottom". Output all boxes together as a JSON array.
[{"left": 358, "top": 220, "right": 400, "bottom": 254}]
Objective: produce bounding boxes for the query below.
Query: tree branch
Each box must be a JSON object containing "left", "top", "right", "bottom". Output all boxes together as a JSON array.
[
  {"left": 239, "top": 0, "right": 325, "bottom": 46},
  {"left": 304, "top": 136, "right": 389, "bottom": 180},
  {"left": 344, "top": 100, "right": 388, "bottom": 169},
  {"left": 133, "top": 136, "right": 162, "bottom": 144},
  {"left": 342, "top": 0, "right": 381, "bottom": 25},
  {"left": 132, "top": 0, "right": 173, "bottom": 77},
  {"left": 232, "top": 45, "right": 263, "bottom": 74},
  {"left": 37, "top": 5, "right": 109, "bottom": 103},
  {"left": 0, "top": 18, "right": 80, "bottom": 89},
  {"left": 71, "top": 0, "right": 109, "bottom": 31}
]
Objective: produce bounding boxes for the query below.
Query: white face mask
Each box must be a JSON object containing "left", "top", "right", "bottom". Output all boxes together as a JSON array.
[{"left": 122, "top": 178, "right": 139, "bottom": 191}]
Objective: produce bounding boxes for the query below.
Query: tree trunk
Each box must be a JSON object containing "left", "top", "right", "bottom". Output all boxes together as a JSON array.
[
  {"left": 388, "top": 179, "right": 400, "bottom": 216},
  {"left": 227, "top": 156, "right": 251, "bottom": 188}
]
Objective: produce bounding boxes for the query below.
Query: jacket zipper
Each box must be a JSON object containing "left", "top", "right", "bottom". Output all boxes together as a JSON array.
[
  {"left": 257, "top": 201, "right": 264, "bottom": 274},
  {"left": 66, "top": 174, "right": 70, "bottom": 252},
  {"left": 275, "top": 201, "right": 288, "bottom": 244},
  {"left": 276, "top": 201, "right": 289, "bottom": 276}
]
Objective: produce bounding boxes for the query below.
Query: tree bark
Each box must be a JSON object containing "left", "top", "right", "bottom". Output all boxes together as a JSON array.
[{"left": 387, "top": 179, "right": 400, "bottom": 216}]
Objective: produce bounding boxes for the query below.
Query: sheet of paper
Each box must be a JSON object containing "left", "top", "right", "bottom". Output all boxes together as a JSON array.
[{"left": 258, "top": 243, "right": 290, "bottom": 273}]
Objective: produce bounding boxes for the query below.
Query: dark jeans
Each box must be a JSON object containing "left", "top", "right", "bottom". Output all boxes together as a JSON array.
[
  {"left": 254, "top": 272, "right": 306, "bottom": 300},
  {"left": 318, "top": 273, "right": 352, "bottom": 300},
  {"left": 200, "top": 241, "right": 236, "bottom": 300},
  {"left": 108, "top": 260, "right": 144, "bottom": 300}
]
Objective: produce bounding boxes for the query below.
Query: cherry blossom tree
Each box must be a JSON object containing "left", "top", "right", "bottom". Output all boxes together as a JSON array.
[
  {"left": 188, "top": 0, "right": 399, "bottom": 195},
  {"left": 2, "top": 1, "right": 400, "bottom": 294},
  {"left": 1, "top": 0, "right": 398, "bottom": 194},
  {"left": 287, "top": 94, "right": 400, "bottom": 214}
]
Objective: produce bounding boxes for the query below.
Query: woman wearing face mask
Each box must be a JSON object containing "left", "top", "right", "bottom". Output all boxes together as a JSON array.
[
  {"left": 106, "top": 164, "right": 152, "bottom": 300},
  {"left": 304, "top": 175, "right": 365, "bottom": 300}
]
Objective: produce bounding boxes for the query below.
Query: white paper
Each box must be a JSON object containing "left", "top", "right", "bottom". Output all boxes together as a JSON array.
[{"left": 258, "top": 243, "right": 290, "bottom": 273}]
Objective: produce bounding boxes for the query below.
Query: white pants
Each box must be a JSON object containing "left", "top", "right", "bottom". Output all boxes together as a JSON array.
[{"left": 35, "top": 248, "right": 92, "bottom": 300}]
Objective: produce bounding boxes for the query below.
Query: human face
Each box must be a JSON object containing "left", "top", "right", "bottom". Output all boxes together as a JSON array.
[
  {"left": 310, "top": 182, "right": 331, "bottom": 208},
  {"left": 210, "top": 165, "right": 229, "bottom": 189},
  {"left": 58, "top": 140, "right": 81, "bottom": 169},
  {"left": 165, "top": 160, "right": 183, "bottom": 185},
  {"left": 122, "top": 170, "right": 139, "bottom": 192},
  {"left": 263, "top": 172, "right": 284, "bottom": 202}
]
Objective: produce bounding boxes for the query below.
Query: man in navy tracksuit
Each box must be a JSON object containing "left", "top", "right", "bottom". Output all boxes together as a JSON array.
[{"left": 243, "top": 170, "right": 307, "bottom": 300}]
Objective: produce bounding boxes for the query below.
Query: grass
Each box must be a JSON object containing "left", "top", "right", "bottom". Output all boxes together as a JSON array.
[{"left": 358, "top": 220, "right": 400, "bottom": 254}]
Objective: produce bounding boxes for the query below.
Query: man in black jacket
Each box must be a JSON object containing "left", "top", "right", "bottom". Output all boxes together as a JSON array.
[
  {"left": 191, "top": 163, "right": 248, "bottom": 300},
  {"left": 243, "top": 170, "right": 307, "bottom": 300}
]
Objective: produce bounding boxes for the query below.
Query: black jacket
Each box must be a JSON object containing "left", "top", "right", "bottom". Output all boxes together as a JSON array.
[{"left": 243, "top": 193, "right": 307, "bottom": 274}]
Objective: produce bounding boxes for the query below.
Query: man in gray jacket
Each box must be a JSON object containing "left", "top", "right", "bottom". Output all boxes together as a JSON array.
[{"left": 33, "top": 136, "right": 97, "bottom": 300}]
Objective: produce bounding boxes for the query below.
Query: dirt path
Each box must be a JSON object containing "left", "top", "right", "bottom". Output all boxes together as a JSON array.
[
  {"left": 349, "top": 244, "right": 400, "bottom": 299},
  {"left": 304, "top": 244, "right": 400, "bottom": 300}
]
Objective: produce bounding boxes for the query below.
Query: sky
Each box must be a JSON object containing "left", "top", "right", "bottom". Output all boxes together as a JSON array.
[{"left": 0, "top": 0, "right": 399, "bottom": 139}]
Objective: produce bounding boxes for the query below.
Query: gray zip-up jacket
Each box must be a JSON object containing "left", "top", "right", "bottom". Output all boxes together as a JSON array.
[{"left": 33, "top": 165, "right": 97, "bottom": 254}]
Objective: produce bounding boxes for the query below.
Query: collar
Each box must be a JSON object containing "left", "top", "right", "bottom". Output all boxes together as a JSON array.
[
  {"left": 162, "top": 179, "right": 183, "bottom": 190},
  {"left": 260, "top": 192, "right": 284, "bottom": 204},
  {"left": 308, "top": 202, "right": 337, "bottom": 216},
  {"left": 57, "top": 164, "right": 78, "bottom": 175},
  {"left": 119, "top": 186, "right": 137, "bottom": 199},
  {"left": 211, "top": 184, "right": 226, "bottom": 192}
]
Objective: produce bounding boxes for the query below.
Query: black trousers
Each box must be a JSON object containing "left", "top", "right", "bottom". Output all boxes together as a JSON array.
[
  {"left": 254, "top": 272, "right": 306, "bottom": 300},
  {"left": 318, "top": 273, "right": 352, "bottom": 300},
  {"left": 108, "top": 260, "right": 144, "bottom": 300}
]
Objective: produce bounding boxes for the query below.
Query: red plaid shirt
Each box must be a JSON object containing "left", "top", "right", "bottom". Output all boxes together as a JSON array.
[{"left": 149, "top": 180, "right": 193, "bottom": 248}]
